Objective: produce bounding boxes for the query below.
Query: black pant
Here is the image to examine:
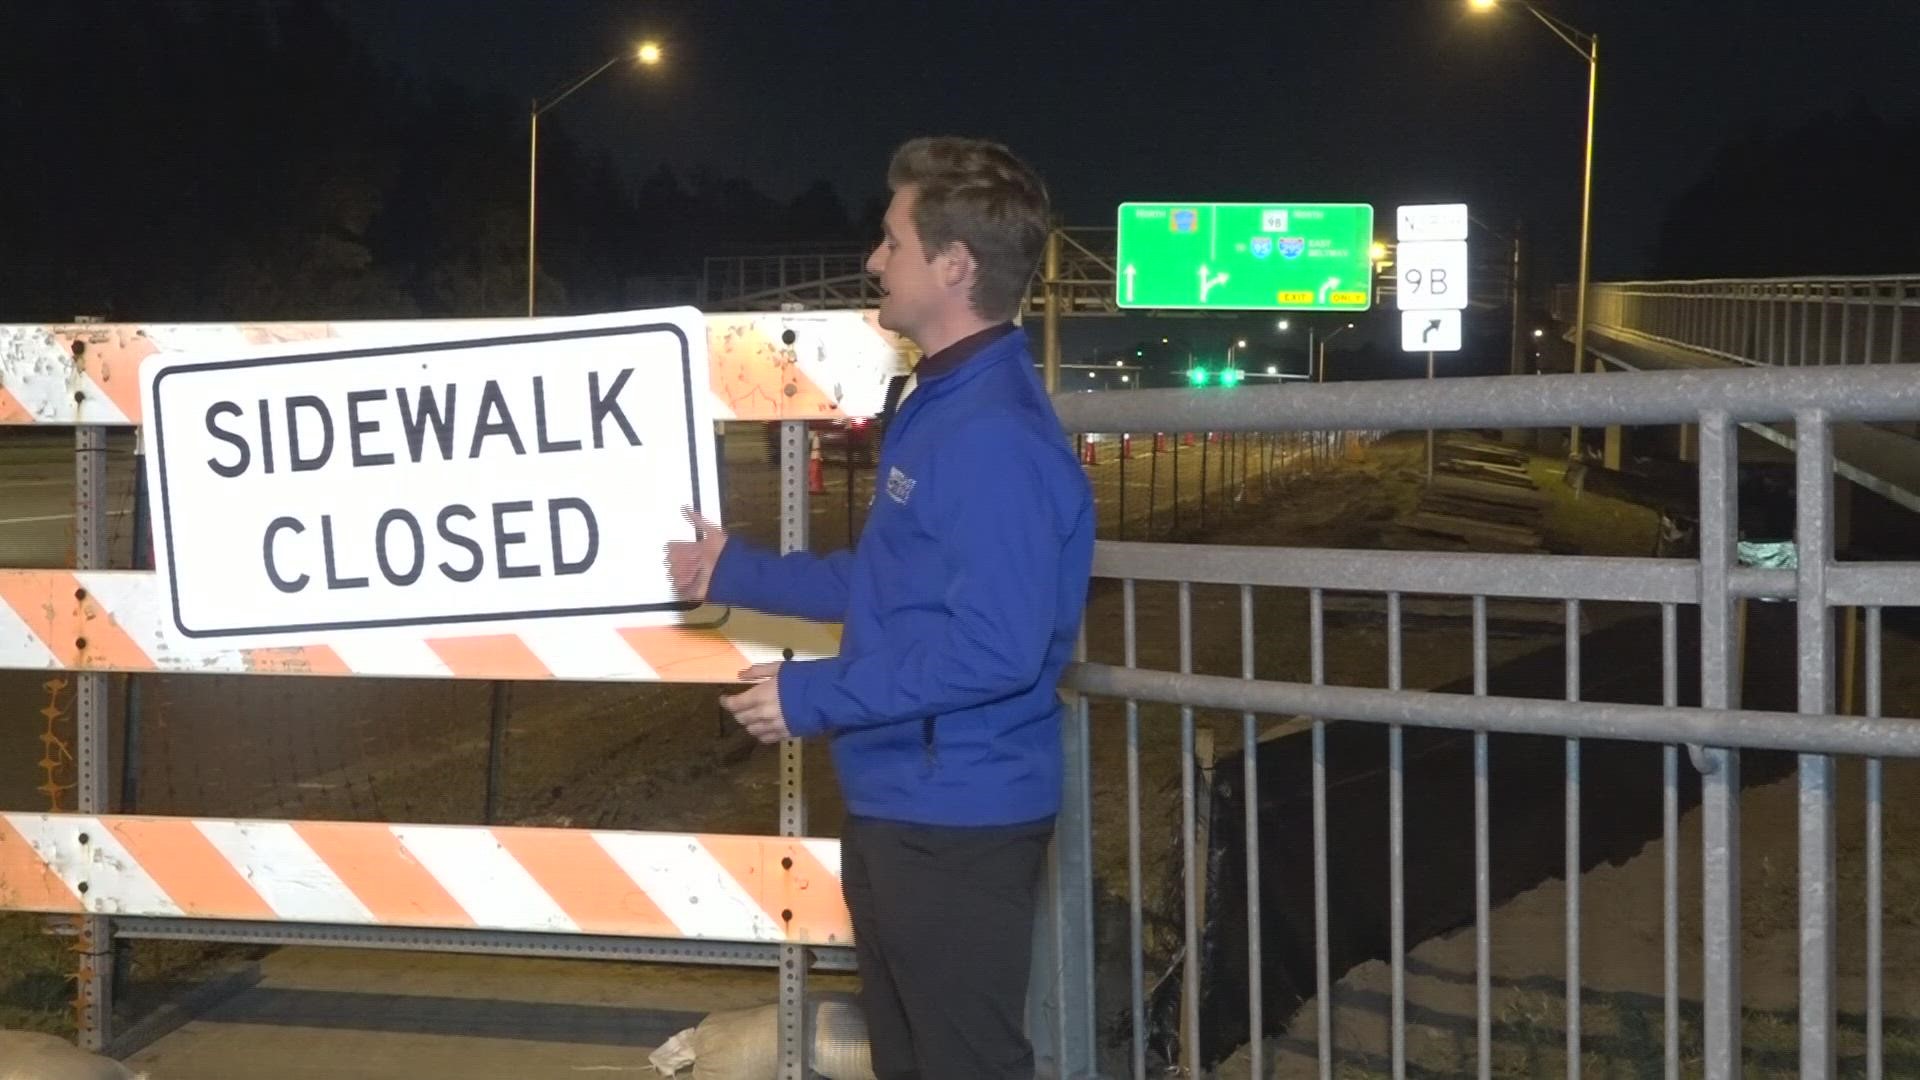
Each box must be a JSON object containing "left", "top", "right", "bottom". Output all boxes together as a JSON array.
[{"left": 839, "top": 815, "right": 1054, "bottom": 1080}]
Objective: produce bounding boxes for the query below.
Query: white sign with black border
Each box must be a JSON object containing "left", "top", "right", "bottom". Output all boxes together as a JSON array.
[
  {"left": 1394, "top": 239, "right": 1469, "bottom": 313},
  {"left": 1401, "top": 310, "right": 1462, "bottom": 353},
  {"left": 139, "top": 308, "right": 721, "bottom": 643},
  {"left": 1395, "top": 202, "right": 1469, "bottom": 243}
]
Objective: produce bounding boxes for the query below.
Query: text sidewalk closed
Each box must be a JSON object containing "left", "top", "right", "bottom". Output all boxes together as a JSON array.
[{"left": 140, "top": 308, "right": 719, "bottom": 641}]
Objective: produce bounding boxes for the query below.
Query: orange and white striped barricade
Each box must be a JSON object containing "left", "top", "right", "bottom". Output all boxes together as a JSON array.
[{"left": 0, "top": 308, "right": 908, "bottom": 1057}]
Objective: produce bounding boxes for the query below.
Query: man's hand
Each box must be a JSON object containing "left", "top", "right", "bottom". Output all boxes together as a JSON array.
[
  {"left": 721, "top": 662, "right": 792, "bottom": 744},
  {"left": 665, "top": 507, "right": 728, "bottom": 603}
]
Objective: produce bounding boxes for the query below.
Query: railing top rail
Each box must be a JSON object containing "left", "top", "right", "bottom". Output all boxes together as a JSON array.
[
  {"left": 1066, "top": 664, "right": 1920, "bottom": 759},
  {"left": 1052, "top": 364, "right": 1920, "bottom": 433}
]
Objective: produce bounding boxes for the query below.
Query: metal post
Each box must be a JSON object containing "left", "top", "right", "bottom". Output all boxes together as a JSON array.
[
  {"left": 1172, "top": 432, "right": 1182, "bottom": 535},
  {"left": 1425, "top": 350, "right": 1436, "bottom": 482},
  {"left": 1199, "top": 431, "right": 1209, "bottom": 529},
  {"left": 778, "top": 419, "right": 810, "bottom": 1080},
  {"left": 1031, "top": 625, "right": 1097, "bottom": 1079},
  {"left": 1796, "top": 412, "right": 1837, "bottom": 1078},
  {"left": 1042, "top": 230, "right": 1062, "bottom": 394},
  {"left": 1148, "top": 434, "right": 1159, "bottom": 538},
  {"left": 119, "top": 445, "right": 151, "bottom": 812},
  {"left": 112, "top": 440, "right": 149, "bottom": 1004},
  {"left": 74, "top": 422, "right": 112, "bottom": 1052},
  {"left": 1699, "top": 412, "right": 1742, "bottom": 1078}
]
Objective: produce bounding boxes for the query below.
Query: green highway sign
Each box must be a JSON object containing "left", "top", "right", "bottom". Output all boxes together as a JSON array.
[{"left": 1115, "top": 202, "right": 1375, "bottom": 311}]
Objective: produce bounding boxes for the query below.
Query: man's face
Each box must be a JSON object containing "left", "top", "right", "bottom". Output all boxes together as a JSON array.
[{"left": 867, "top": 185, "right": 951, "bottom": 340}]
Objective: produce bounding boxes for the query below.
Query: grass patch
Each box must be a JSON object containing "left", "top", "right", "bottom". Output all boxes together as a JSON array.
[{"left": 0, "top": 913, "right": 76, "bottom": 1037}]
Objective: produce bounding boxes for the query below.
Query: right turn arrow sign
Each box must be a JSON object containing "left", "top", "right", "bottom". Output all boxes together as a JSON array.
[{"left": 1402, "top": 310, "right": 1462, "bottom": 353}]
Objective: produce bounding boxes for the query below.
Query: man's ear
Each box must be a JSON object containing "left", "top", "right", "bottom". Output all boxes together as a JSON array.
[{"left": 936, "top": 240, "right": 977, "bottom": 293}]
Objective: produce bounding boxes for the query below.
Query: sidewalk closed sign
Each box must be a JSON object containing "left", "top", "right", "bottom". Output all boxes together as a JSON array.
[{"left": 140, "top": 308, "right": 719, "bottom": 642}]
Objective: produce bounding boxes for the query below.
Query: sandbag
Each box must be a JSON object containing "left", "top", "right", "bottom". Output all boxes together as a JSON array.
[
  {"left": 808, "top": 994, "right": 874, "bottom": 1080},
  {"left": 648, "top": 991, "right": 873, "bottom": 1080},
  {"left": 686, "top": 1003, "right": 774, "bottom": 1079},
  {"left": 0, "top": 1031, "right": 146, "bottom": 1080}
]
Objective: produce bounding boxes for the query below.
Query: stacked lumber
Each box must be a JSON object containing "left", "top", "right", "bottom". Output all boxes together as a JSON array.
[{"left": 1394, "top": 436, "right": 1551, "bottom": 553}]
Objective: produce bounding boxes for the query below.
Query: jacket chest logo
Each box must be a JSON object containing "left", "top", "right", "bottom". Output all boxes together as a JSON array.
[{"left": 886, "top": 466, "right": 917, "bottom": 505}]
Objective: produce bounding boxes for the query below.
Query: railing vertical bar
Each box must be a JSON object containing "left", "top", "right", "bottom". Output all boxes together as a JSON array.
[
  {"left": 1766, "top": 283, "right": 1778, "bottom": 364},
  {"left": 1663, "top": 603, "right": 1681, "bottom": 1080},
  {"left": 1179, "top": 580, "right": 1200, "bottom": 1080},
  {"left": 1840, "top": 284, "right": 1853, "bottom": 364},
  {"left": 1795, "top": 410, "right": 1836, "bottom": 1080},
  {"left": 1800, "top": 283, "right": 1811, "bottom": 366},
  {"left": 1473, "top": 594, "right": 1492, "bottom": 1080},
  {"left": 1699, "top": 410, "right": 1743, "bottom": 1079},
  {"left": 1312, "top": 588, "right": 1333, "bottom": 1080},
  {"left": 1890, "top": 283, "right": 1904, "bottom": 366},
  {"left": 1565, "top": 597, "right": 1582, "bottom": 1080},
  {"left": 1241, "top": 584, "right": 1263, "bottom": 1079},
  {"left": 1867, "top": 605, "right": 1884, "bottom": 1080},
  {"left": 1865, "top": 283, "right": 1878, "bottom": 365},
  {"left": 1124, "top": 579, "right": 1147, "bottom": 1080},
  {"left": 1388, "top": 592, "right": 1406, "bottom": 1080},
  {"left": 1866, "top": 282, "right": 1881, "bottom": 365}
]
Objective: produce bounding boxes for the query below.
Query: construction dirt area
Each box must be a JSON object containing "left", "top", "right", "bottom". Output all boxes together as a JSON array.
[{"left": 4, "top": 430, "right": 1918, "bottom": 1078}]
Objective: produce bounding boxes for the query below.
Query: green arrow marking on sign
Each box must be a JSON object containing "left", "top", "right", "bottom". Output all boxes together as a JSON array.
[{"left": 1115, "top": 202, "right": 1375, "bottom": 312}]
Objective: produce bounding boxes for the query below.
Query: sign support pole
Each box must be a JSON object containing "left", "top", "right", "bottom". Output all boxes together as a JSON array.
[{"left": 1426, "top": 350, "right": 1437, "bottom": 484}]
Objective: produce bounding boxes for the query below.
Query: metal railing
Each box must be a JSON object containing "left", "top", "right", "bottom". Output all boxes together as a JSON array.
[
  {"left": 1048, "top": 363, "right": 1920, "bottom": 1079},
  {"left": 700, "top": 228, "right": 1127, "bottom": 316},
  {"left": 1569, "top": 276, "right": 1920, "bottom": 367}
]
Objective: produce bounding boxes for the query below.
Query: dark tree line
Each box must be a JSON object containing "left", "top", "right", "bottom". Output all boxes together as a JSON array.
[
  {"left": 0, "top": 2, "right": 875, "bottom": 323},
  {"left": 5, "top": 3, "right": 1907, "bottom": 325},
  {"left": 1655, "top": 100, "right": 1920, "bottom": 278}
]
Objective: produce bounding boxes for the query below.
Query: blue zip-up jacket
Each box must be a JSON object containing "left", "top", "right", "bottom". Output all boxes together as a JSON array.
[{"left": 708, "top": 327, "right": 1094, "bottom": 827}]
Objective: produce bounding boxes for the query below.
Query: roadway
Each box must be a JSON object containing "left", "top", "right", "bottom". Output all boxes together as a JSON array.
[{"left": 0, "top": 431, "right": 139, "bottom": 568}]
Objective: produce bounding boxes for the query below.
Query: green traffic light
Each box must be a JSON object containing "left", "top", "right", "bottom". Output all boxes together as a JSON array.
[
  {"left": 1221, "top": 368, "right": 1244, "bottom": 387},
  {"left": 1187, "top": 368, "right": 1210, "bottom": 387}
]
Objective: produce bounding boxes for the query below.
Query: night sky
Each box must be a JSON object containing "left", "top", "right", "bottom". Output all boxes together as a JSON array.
[{"left": 337, "top": 0, "right": 1920, "bottom": 286}]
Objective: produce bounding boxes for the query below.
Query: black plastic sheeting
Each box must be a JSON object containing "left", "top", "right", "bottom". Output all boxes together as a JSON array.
[{"left": 1143, "top": 604, "right": 1801, "bottom": 1071}]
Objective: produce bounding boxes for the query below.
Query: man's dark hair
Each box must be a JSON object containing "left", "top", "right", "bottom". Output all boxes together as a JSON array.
[{"left": 887, "top": 136, "right": 1051, "bottom": 321}]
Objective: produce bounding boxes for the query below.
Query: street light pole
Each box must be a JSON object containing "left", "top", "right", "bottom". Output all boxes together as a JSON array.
[
  {"left": 528, "top": 43, "right": 662, "bottom": 317},
  {"left": 1317, "top": 323, "right": 1355, "bottom": 383},
  {"left": 1571, "top": 32, "right": 1598, "bottom": 456},
  {"left": 1473, "top": 0, "right": 1596, "bottom": 456},
  {"left": 528, "top": 105, "right": 542, "bottom": 317}
]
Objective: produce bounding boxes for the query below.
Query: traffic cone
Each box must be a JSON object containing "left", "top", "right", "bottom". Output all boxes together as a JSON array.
[
  {"left": 1154, "top": 432, "right": 1168, "bottom": 453},
  {"left": 1182, "top": 432, "right": 1195, "bottom": 447},
  {"left": 1081, "top": 437, "right": 1098, "bottom": 466},
  {"left": 808, "top": 432, "right": 825, "bottom": 495},
  {"left": 1121, "top": 433, "right": 1133, "bottom": 460}
]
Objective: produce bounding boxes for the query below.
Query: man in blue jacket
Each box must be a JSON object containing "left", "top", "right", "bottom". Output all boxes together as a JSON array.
[{"left": 667, "top": 136, "right": 1093, "bottom": 1079}]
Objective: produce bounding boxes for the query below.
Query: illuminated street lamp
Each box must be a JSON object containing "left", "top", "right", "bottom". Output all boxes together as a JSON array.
[{"left": 529, "top": 41, "right": 664, "bottom": 316}]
